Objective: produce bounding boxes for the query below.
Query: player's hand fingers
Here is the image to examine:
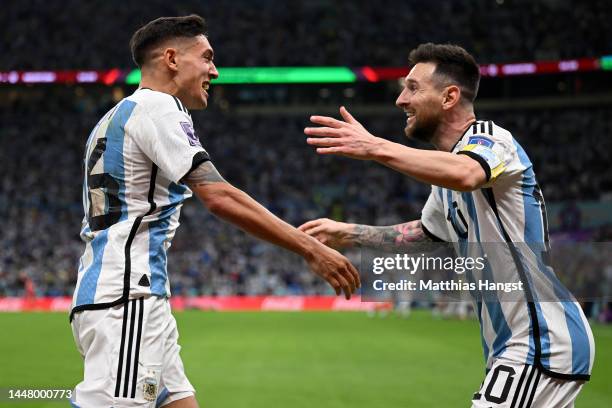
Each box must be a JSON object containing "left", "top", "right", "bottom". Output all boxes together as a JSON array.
[
  {"left": 325, "top": 275, "right": 342, "bottom": 296},
  {"left": 304, "top": 127, "right": 342, "bottom": 137},
  {"left": 310, "top": 115, "right": 346, "bottom": 128},
  {"left": 338, "top": 265, "right": 357, "bottom": 295},
  {"left": 301, "top": 228, "right": 328, "bottom": 243},
  {"left": 316, "top": 147, "right": 346, "bottom": 155},
  {"left": 346, "top": 261, "right": 361, "bottom": 288},
  {"left": 347, "top": 262, "right": 361, "bottom": 289},
  {"left": 307, "top": 137, "right": 344, "bottom": 147},
  {"left": 298, "top": 219, "right": 325, "bottom": 232},
  {"left": 334, "top": 272, "right": 353, "bottom": 300},
  {"left": 301, "top": 224, "right": 328, "bottom": 238},
  {"left": 339, "top": 106, "right": 360, "bottom": 125}
]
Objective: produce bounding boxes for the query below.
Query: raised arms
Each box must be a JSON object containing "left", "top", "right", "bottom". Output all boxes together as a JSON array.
[{"left": 304, "top": 107, "right": 487, "bottom": 192}]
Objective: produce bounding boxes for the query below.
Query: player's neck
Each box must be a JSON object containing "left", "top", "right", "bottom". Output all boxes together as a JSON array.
[
  {"left": 139, "top": 73, "right": 179, "bottom": 97},
  {"left": 431, "top": 107, "right": 476, "bottom": 152}
]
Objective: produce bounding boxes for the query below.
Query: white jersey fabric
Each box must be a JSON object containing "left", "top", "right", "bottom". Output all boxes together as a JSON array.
[
  {"left": 421, "top": 120, "right": 594, "bottom": 381},
  {"left": 71, "top": 88, "right": 210, "bottom": 318}
]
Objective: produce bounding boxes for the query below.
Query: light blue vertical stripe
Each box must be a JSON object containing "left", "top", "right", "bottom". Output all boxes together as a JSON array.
[
  {"left": 104, "top": 100, "right": 137, "bottom": 222},
  {"left": 564, "top": 302, "right": 591, "bottom": 374},
  {"left": 513, "top": 139, "right": 552, "bottom": 367},
  {"left": 462, "top": 192, "right": 513, "bottom": 360},
  {"left": 148, "top": 214, "right": 172, "bottom": 297},
  {"left": 149, "top": 183, "right": 187, "bottom": 296},
  {"left": 436, "top": 186, "right": 443, "bottom": 204},
  {"left": 514, "top": 140, "right": 590, "bottom": 375},
  {"left": 475, "top": 301, "right": 489, "bottom": 363},
  {"left": 75, "top": 229, "right": 109, "bottom": 305}
]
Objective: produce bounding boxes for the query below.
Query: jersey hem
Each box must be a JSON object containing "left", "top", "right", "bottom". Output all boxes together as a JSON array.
[
  {"left": 537, "top": 363, "right": 590, "bottom": 381},
  {"left": 69, "top": 293, "right": 170, "bottom": 322},
  {"left": 69, "top": 297, "right": 128, "bottom": 322}
]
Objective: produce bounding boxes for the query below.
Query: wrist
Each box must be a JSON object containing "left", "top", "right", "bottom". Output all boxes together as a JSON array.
[
  {"left": 370, "top": 138, "right": 394, "bottom": 162},
  {"left": 343, "top": 223, "right": 359, "bottom": 247},
  {"left": 295, "top": 232, "right": 321, "bottom": 261}
]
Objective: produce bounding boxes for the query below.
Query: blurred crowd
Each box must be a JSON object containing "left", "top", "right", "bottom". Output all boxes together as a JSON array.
[
  {"left": 3, "top": 0, "right": 611, "bottom": 70},
  {"left": 1, "top": 87, "right": 611, "bottom": 299}
]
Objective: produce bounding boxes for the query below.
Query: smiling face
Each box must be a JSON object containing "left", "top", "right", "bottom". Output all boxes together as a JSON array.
[
  {"left": 395, "top": 62, "right": 445, "bottom": 143},
  {"left": 172, "top": 35, "right": 218, "bottom": 110}
]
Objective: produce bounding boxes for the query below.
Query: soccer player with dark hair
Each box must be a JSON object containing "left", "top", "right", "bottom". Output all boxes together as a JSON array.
[
  {"left": 70, "top": 15, "right": 359, "bottom": 408},
  {"left": 301, "top": 43, "right": 594, "bottom": 407}
]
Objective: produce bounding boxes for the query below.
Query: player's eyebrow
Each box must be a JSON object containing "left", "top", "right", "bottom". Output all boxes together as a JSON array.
[
  {"left": 405, "top": 78, "right": 418, "bottom": 86},
  {"left": 202, "top": 49, "right": 214, "bottom": 59}
]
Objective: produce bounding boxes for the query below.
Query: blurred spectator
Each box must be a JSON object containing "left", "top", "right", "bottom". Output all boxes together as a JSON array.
[
  {"left": 1, "top": 87, "right": 611, "bottom": 298},
  {"left": 2, "top": 0, "right": 610, "bottom": 70}
]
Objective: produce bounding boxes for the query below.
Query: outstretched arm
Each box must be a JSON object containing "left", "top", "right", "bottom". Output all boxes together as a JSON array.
[
  {"left": 299, "top": 218, "right": 438, "bottom": 252},
  {"left": 183, "top": 161, "right": 360, "bottom": 298},
  {"left": 304, "top": 107, "right": 486, "bottom": 192}
]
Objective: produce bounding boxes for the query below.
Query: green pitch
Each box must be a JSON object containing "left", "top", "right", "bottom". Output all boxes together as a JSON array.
[{"left": 0, "top": 311, "right": 610, "bottom": 407}]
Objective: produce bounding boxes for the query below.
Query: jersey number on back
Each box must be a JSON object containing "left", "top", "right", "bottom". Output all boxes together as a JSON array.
[{"left": 86, "top": 137, "right": 122, "bottom": 231}]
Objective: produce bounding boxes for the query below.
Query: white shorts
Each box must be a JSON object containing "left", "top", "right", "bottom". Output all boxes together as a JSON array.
[
  {"left": 471, "top": 358, "right": 585, "bottom": 408},
  {"left": 70, "top": 296, "right": 195, "bottom": 407}
]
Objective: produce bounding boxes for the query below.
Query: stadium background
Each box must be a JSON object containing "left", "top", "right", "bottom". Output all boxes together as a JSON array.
[{"left": 1, "top": 0, "right": 611, "bottom": 406}]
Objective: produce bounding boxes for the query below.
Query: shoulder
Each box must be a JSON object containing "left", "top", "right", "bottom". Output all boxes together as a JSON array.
[
  {"left": 127, "top": 89, "right": 191, "bottom": 119},
  {"left": 455, "top": 120, "right": 516, "bottom": 152}
]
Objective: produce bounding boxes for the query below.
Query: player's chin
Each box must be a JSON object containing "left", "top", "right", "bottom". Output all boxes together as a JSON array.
[
  {"left": 403, "top": 123, "right": 414, "bottom": 139},
  {"left": 190, "top": 93, "right": 208, "bottom": 110}
]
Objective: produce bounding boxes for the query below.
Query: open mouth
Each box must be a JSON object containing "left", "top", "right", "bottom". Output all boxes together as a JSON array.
[
  {"left": 405, "top": 110, "right": 415, "bottom": 123},
  {"left": 202, "top": 81, "right": 210, "bottom": 96}
]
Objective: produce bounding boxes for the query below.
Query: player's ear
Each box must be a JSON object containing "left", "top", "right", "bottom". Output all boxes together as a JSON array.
[
  {"left": 163, "top": 47, "right": 179, "bottom": 72},
  {"left": 442, "top": 85, "right": 461, "bottom": 110}
]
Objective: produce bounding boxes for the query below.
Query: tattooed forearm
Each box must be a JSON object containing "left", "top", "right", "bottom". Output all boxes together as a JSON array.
[
  {"left": 351, "top": 220, "right": 437, "bottom": 252},
  {"left": 183, "top": 161, "right": 226, "bottom": 187}
]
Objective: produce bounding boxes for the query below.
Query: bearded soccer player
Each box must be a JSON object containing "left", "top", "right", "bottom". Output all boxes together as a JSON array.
[
  {"left": 300, "top": 43, "right": 594, "bottom": 407},
  {"left": 70, "top": 15, "right": 359, "bottom": 408}
]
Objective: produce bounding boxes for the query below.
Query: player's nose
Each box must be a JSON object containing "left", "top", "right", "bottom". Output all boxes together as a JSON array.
[
  {"left": 209, "top": 62, "right": 219, "bottom": 79},
  {"left": 395, "top": 91, "right": 409, "bottom": 110}
]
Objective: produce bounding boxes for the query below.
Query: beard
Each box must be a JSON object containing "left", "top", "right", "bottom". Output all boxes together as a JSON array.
[{"left": 404, "top": 112, "right": 440, "bottom": 143}]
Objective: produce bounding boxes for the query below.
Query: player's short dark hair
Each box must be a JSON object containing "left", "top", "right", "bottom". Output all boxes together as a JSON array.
[
  {"left": 130, "top": 15, "right": 208, "bottom": 68},
  {"left": 408, "top": 43, "right": 480, "bottom": 103}
]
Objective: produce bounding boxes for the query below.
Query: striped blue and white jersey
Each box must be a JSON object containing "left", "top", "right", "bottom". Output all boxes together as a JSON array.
[
  {"left": 421, "top": 120, "right": 595, "bottom": 380},
  {"left": 71, "top": 88, "right": 210, "bottom": 318}
]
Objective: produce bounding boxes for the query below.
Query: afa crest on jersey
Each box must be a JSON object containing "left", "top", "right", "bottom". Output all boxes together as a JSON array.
[
  {"left": 467, "top": 136, "right": 494, "bottom": 148},
  {"left": 180, "top": 121, "right": 202, "bottom": 147}
]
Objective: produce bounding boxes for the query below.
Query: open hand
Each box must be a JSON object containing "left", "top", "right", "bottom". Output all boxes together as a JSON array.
[
  {"left": 305, "top": 106, "right": 386, "bottom": 160},
  {"left": 305, "top": 243, "right": 360, "bottom": 299}
]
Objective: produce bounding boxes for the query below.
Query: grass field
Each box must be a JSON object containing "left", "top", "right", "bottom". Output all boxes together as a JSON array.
[{"left": 0, "top": 311, "right": 610, "bottom": 407}]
